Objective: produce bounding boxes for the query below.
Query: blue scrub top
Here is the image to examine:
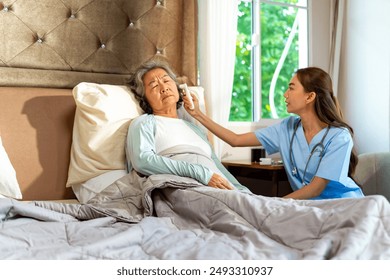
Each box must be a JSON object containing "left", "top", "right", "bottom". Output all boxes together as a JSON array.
[{"left": 255, "top": 116, "right": 364, "bottom": 199}]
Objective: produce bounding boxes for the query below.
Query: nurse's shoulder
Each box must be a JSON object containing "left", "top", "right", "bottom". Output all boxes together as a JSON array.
[{"left": 328, "top": 125, "right": 352, "bottom": 143}]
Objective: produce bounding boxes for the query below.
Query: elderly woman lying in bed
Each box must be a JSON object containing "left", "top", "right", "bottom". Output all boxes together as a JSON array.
[{"left": 126, "top": 59, "right": 250, "bottom": 193}]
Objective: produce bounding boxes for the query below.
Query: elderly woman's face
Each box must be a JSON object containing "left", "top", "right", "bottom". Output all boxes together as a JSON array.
[{"left": 142, "top": 68, "right": 179, "bottom": 113}]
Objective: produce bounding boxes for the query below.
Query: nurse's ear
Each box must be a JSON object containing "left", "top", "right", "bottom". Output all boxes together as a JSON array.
[{"left": 305, "top": 91, "right": 316, "bottom": 104}]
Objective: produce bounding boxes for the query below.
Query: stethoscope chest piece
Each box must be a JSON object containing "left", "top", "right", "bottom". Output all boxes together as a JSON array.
[{"left": 292, "top": 167, "right": 297, "bottom": 176}]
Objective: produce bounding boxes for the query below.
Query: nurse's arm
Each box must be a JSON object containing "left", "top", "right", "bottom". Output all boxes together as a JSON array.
[
  {"left": 188, "top": 102, "right": 260, "bottom": 147},
  {"left": 283, "top": 176, "right": 329, "bottom": 199}
]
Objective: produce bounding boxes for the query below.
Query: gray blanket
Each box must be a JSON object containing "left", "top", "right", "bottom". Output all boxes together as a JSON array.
[{"left": 1, "top": 171, "right": 390, "bottom": 259}]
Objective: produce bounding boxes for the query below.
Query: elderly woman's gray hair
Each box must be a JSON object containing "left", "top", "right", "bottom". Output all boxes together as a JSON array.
[{"left": 128, "top": 59, "right": 183, "bottom": 114}]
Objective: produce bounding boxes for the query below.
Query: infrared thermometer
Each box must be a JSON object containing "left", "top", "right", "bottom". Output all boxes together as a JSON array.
[{"left": 179, "top": 83, "right": 194, "bottom": 110}]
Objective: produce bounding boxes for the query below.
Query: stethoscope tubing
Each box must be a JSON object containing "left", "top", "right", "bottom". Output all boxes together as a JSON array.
[{"left": 289, "top": 119, "right": 330, "bottom": 185}]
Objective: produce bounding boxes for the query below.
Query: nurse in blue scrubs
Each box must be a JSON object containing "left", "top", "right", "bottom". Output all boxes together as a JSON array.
[{"left": 184, "top": 67, "right": 364, "bottom": 200}]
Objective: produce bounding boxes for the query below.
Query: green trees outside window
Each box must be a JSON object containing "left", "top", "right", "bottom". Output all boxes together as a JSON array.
[{"left": 230, "top": 0, "right": 307, "bottom": 121}]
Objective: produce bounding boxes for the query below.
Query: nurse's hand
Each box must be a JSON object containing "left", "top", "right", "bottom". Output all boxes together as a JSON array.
[
  {"left": 283, "top": 176, "right": 329, "bottom": 199},
  {"left": 183, "top": 91, "right": 201, "bottom": 117},
  {"left": 208, "top": 173, "right": 234, "bottom": 190}
]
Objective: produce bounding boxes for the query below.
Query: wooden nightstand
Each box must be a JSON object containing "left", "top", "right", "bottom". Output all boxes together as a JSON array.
[{"left": 222, "top": 160, "right": 291, "bottom": 197}]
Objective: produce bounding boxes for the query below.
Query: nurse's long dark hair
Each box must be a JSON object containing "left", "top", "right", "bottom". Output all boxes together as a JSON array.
[{"left": 296, "top": 67, "right": 359, "bottom": 179}]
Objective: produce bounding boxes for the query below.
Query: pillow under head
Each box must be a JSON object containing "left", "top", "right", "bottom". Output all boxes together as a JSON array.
[{"left": 66, "top": 82, "right": 143, "bottom": 187}]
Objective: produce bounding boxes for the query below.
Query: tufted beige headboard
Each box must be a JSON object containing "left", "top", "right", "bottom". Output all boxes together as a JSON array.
[
  {"left": 0, "top": 0, "right": 198, "bottom": 88},
  {"left": 0, "top": 0, "right": 198, "bottom": 200}
]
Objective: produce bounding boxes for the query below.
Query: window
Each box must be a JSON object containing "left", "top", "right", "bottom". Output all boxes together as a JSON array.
[{"left": 230, "top": 0, "right": 308, "bottom": 122}]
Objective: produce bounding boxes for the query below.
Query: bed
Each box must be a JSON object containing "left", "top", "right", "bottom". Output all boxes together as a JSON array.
[{"left": 1, "top": 0, "right": 390, "bottom": 260}]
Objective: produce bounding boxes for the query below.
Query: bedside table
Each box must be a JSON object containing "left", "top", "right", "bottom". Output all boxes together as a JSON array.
[{"left": 222, "top": 160, "right": 290, "bottom": 197}]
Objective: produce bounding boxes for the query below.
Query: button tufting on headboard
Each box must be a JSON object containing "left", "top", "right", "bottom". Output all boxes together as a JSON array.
[{"left": 0, "top": 0, "right": 198, "bottom": 88}]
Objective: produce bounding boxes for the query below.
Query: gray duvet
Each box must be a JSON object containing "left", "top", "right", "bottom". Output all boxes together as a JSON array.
[{"left": 1, "top": 171, "right": 390, "bottom": 259}]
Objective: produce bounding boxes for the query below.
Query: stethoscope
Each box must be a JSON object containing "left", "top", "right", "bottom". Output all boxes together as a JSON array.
[{"left": 289, "top": 119, "right": 330, "bottom": 185}]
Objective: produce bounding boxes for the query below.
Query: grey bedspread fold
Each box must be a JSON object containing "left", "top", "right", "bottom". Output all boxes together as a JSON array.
[{"left": 1, "top": 171, "right": 389, "bottom": 259}]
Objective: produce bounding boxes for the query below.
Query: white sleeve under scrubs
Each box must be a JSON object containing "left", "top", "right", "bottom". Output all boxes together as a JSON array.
[{"left": 255, "top": 116, "right": 364, "bottom": 199}]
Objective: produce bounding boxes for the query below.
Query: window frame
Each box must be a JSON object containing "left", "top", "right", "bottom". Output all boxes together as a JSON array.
[{"left": 229, "top": 0, "right": 312, "bottom": 127}]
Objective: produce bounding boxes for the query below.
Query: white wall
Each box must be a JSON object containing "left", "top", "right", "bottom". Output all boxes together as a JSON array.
[{"left": 338, "top": 0, "right": 390, "bottom": 153}]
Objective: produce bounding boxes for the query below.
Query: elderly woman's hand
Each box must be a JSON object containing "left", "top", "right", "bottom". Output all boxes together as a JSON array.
[{"left": 207, "top": 173, "right": 234, "bottom": 190}]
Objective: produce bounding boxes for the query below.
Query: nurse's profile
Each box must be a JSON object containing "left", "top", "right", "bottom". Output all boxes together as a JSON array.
[{"left": 183, "top": 67, "right": 364, "bottom": 200}]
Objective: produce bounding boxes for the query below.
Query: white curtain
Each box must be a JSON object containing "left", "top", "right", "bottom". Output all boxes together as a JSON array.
[
  {"left": 329, "top": 0, "right": 345, "bottom": 96},
  {"left": 198, "top": 0, "right": 239, "bottom": 159}
]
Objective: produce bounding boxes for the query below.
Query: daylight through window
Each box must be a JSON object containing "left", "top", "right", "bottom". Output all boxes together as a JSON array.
[{"left": 230, "top": 0, "right": 308, "bottom": 122}]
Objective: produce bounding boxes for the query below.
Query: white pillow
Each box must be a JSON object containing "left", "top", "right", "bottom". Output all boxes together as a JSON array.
[
  {"left": 0, "top": 136, "right": 22, "bottom": 199},
  {"left": 66, "top": 83, "right": 143, "bottom": 187}
]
